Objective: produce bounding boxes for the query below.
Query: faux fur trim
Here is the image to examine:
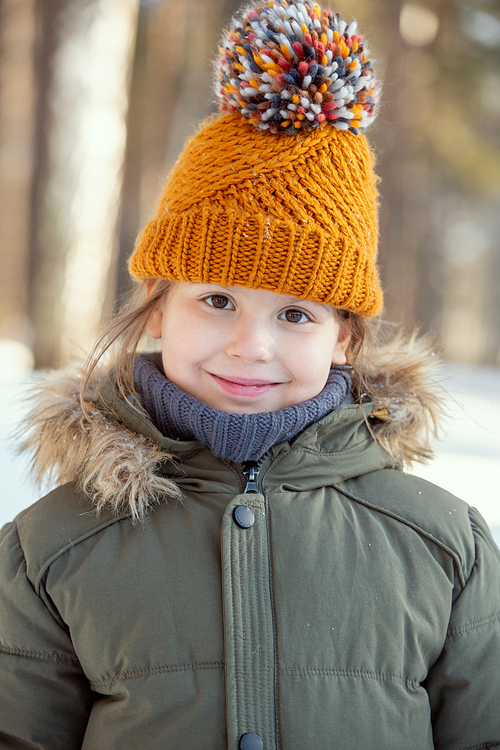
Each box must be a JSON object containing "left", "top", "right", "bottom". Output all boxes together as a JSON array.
[
  {"left": 18, "top": 333, "right": 444, "bottom": 519},
  {"left": 19, "top": 367, "right": 181, "bottom": 522},
  {"left": 353, "top": 330, "right": 443, "bottom": 467}
]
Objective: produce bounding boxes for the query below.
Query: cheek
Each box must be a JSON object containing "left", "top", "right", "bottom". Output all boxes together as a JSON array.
[
  {"left": 288, "top": 336, "right": 335, "bottom": 386},
  {"left": 161, "top": 311, "right": 218, "bottom": 371}
]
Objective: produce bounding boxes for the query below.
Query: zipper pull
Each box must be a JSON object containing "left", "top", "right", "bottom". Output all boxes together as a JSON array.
[{"left": 242, "top": 462, "right": 260, "bottom": 493}]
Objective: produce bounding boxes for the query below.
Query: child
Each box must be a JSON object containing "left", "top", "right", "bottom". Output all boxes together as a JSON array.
[{"left": 1, "top": 1, "right": 499, "bottom": 748}]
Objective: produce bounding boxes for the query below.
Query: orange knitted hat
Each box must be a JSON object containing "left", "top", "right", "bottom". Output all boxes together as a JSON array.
[{"left": 129, "top": 0, "right": 383, "bottom": 316}]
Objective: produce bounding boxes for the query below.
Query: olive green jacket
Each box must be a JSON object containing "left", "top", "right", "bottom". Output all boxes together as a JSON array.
[{"left": 1, "top": 369, "right": 500, "bottom": 749}]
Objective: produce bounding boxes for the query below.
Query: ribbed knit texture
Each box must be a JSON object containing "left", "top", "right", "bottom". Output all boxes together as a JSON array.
[
  {"left": 134, "top": 354, "right": 351, "bottom": 462},
  {"left": 129, "top": 113, "right": 382, "bottom": 316}
]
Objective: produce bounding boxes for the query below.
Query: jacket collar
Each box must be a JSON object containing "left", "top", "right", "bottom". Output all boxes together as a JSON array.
[{"left": 101, "top": 374, "right": 394, "bottom": 494}]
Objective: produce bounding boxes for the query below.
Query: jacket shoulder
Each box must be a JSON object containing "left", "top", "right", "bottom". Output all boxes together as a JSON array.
[
  {"left": 11, "top": 484, "right": 129, "bottom": 593},
  {"left": 344, "top": 468, "right": 481, "bottom": 578}
]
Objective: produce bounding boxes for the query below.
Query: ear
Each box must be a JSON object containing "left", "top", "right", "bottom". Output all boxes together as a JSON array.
[
  {"left": 144, "top": 281, "right": 163, "bottom": 340},
  {"left": 331, "top": 324, "right": 351, "bottom": 366},
  {"left": 146, "top": 306, "right": 163, "bottom": 339}
]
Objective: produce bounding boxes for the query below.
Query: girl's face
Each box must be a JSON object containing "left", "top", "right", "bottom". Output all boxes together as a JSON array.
[{"left": 147, "top": 282, "right": 350, "bottom": 414}]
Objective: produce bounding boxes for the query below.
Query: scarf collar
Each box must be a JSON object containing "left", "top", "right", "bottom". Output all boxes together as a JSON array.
[{"left": 134, "top": 353, "right": 351, "bottom": 463}]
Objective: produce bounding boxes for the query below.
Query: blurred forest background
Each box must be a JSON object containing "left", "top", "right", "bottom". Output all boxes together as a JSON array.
[{"left": 0, "top": 0, "right": 499, "bottom": 372}]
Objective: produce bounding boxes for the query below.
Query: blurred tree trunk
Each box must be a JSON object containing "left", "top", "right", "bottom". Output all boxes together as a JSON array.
[
  {"left": 367, "top": 3, "right": 444, "bottom": 334},
  {"left": 28, "top": 0, "right": 65, "bottom": 368},
  {"left": 29, "top": 0, "right": 139, "bottom": 367},
  {"left": 0, "top": 0, "right": 36, "bottom": 353}
]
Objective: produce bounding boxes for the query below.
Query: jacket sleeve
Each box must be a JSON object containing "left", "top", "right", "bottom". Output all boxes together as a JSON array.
[
  {"left": 0, "top": 521, "right": 93, "bottom": 749},
  {"left": 425, "top": 507, "right": 500, "bottom": 750}
]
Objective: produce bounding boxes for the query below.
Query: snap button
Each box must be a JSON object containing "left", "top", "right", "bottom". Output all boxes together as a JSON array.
[
  {"left": 239, "top": 733, "right": 263, "bottom": 750},
  {"left": 233, "top": 505, "right": 255, "bottom": 529}
]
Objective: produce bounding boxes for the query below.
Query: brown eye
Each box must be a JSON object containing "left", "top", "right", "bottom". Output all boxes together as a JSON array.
[
  {"left": 282, "top": 309, "right": 309, "bottom": 323},
  {"left": 205, "top": 294, "right": 233, "bottom": 309}
]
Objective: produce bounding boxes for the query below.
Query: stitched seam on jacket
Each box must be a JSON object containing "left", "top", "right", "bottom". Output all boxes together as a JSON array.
[
  {"left": 0, "top": 644, "right": 79, "bottom": 664},
  {"left": 229, "top": 511, "right": 240, "bottom": 734},
  {"left": 448, "top": 610, "right": 500, "bottom": 638},
  {"left": 34, "top": 515, "right": 130, "bottom": 594},
  {"left": 265, "top": 470, "right": 465, "bottom": 588},
  {"left": 255, "top": 506, "right": 264, "bottom": 738},
  {"left": 329, "top": 484, "right": 467, "bottom": 588},
  {"left": 278, "top": 666, "right": 419, "bottom": 690},
  {"left": 459, "top": 742, "right": 500, "bottom": 750},
  {"left": 265, "top": 495, "right": 281, "bottom": 750},
  {"left": 90, "top": 660, "right": 224, "bottom": 689}
]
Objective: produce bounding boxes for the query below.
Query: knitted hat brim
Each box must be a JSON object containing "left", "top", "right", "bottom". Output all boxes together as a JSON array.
[{"left": 130, "top": 203, "right": 381, "bottom": 315}]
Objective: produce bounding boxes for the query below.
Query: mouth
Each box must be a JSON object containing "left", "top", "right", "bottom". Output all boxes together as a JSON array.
[{"left": 208, "top": 373, "right": 281, "bottom": 398}]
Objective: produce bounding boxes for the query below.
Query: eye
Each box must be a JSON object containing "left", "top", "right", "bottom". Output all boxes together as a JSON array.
[
  {"left": 280, "top": 308, "right": 311, "bottom": 324},
  {"left": 204, "top": 294, "right": 234, "bottom": 310}
]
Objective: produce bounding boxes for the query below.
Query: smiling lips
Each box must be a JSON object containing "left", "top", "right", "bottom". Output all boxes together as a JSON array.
[{"left": 209, "top": 373, "right": 281, "bottom": 398}]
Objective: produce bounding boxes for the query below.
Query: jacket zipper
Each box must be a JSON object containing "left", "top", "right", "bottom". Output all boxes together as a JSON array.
[{"left": 241, "top": 461, "right": 261, "bottom": 493}]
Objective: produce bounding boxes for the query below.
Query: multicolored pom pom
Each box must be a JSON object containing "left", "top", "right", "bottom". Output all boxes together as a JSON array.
[{"left": 216, "top": 0, "right": 380, "bottom": 135}]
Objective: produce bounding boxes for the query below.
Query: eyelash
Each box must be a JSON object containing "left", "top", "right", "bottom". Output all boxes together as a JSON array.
[
  {"left": 203, "top": 295, "right": 312, "bottom": 323},
  {"left": 203, "top": 294, "right": 234, "bottom": 310},
  {"left": 279, "top": 309, "right": 312, "bottom": 324}
]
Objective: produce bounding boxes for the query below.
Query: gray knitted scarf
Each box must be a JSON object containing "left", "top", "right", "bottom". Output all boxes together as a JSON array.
[{"left": 133, "top": 353, "right": 351, "bottom": 463}]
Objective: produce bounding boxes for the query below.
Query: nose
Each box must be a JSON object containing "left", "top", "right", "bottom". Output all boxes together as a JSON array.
[{"left": 225, "top": 316, "right": 273, "bottom": 363}]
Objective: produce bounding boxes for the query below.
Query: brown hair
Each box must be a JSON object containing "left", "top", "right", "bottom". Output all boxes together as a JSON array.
[{"left": 81, "top": 279, "right": 171, "bottom": 409}]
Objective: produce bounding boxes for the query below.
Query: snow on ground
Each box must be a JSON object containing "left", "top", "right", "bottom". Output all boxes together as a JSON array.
[
  {"left": 1, "top": 363, "right": 499, "bottom": 548},
  {"left": 411, "top": 364, "right": 500, "bottom": 548}
]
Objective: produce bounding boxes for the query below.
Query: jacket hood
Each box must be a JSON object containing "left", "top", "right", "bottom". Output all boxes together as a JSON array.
[{"left": 19, "top": 334, "right": 443, "bottom": 521}]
